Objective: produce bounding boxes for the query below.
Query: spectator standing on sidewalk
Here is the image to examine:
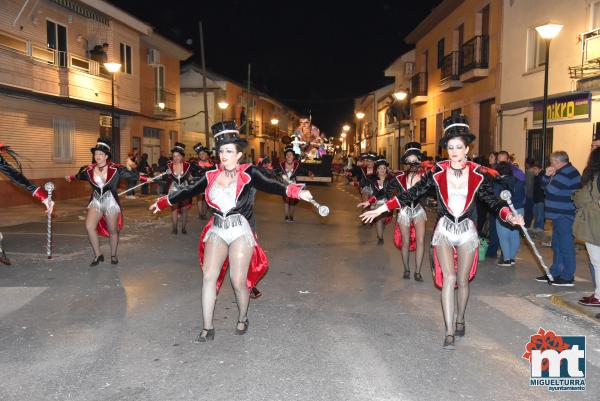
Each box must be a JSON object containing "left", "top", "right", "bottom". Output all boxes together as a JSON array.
[
  {"left": 524, "top": 158, "right": 536, "bottom": 228},
  {"left": 531, "top": 162, "right": 546, "bottom": 231},
  {"left": 574, "top": 147, "right": 600, "bottom": 306},
  {"left": 137, "top": 153, "right": 150, "bottom": 195},
  {"left": 536, "top": 151, "right": 581, "bottom": 286},
  {"left": 125, "top": 151, "right": 138, "bottom": 199},
  {"left": 497, "top": 150, "right": 525, "bottom": 181},
  {"left": 494, "top": 162, "right": 525, "bottom": 266}
]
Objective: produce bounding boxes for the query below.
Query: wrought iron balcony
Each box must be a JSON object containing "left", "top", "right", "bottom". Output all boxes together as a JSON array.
[
  {"left": 153, "top": 88, "right": 176, "bottom": 116},
  {"left": 440, "top": 51, "right": 463, "bottom": 91},
  {"left": 410, "top": 72, "right": 428, "bottom": 104},
  {"left": 460, "top": 35, "right": 489, "bottom": 82}
]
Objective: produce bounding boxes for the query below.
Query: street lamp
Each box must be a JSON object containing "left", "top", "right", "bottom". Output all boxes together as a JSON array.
[
  {"left": 535, "top": 22, "right": 563, "bottom": 167},
  {"left": 393, "top": 90, "right": 408, "bottom": 101},
  {"left": 342, "top": 124, "right": 350, "bottom": 132},
  {"left": 270, "top": 117, "right": 279, "bottom": 159},
  {"left": 217, "top": 100, "right": 229, "bottom": 121},
  {"left": 104, "top": 61, "right": 121, "bottom": 161},
  {"left": 355, "top": 112, "right": 365, "bottom": 152}
]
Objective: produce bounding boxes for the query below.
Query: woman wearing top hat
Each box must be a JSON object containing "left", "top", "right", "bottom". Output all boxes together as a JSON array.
[
  {"left": 193, "top": 143, "right": 215, "bottom": 220},
  {"left": 0, "top": 144, "right": 54, "bottom": 265},
  {"left": 360, "top": 115, "right": 524, "bottom": 350},
  {"left": 275, "top": 147, "right": 312, "bottom": 222},
  {"left": 357, "top": 155, "right": 395, "bottom": 245},
  {"left": 353, "top": 152, "right": 378, "bottom": 202},
  {"left": 65, "top": 138, "right": 144, "bottom": 266},
  {"left": 166, "top": 143, "right": 197, "bottom": 234},
  {"left": 150, "top": 121, "right": 314, "bottom": 342},
  {"left": 391, "top": 142, "right": 430, "bottom": 281}
]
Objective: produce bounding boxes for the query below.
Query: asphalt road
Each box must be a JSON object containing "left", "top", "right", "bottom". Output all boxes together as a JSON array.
[{"left": 0, "top": 180, "right": 598, "bottom": 401}]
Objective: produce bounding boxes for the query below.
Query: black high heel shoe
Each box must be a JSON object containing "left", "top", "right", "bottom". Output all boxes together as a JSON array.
[
  {"left": 377, "top": 237, "right": 384, "bottom": 245},
  {"left": 235, "top": 319, "right": 249, "bottom": 335},
  {"left": 181, "top": 227, "right": 187, "bottom": 235},
  {"left": 90, "top": 255, "right": 104, "bottom": 266},
  {"left": 193, "top": 328, "right": 215, "bottom": 343},
  {"left": 111, "top": 256, "right": 118, "bottom": 265},
  {"left": 414, "top": 272, "right": 423, "bottom": 282},
  {"left": 403, "top": 270, "right": 410, "bottom": 279},
  {"left": 443, "top": 335, "right": 455, "bottom": 350},
  {"left": 171, "top": 227, "right": 178, "bottom": 235},
  {"left": 455, "top": 322, "right": 466, "bottom": 337}
]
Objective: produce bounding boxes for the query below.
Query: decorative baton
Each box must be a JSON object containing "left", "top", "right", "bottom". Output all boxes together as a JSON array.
[
  {"left": 500, "top": 190, "right": 553, "bottom": 282},
  {"left": 118, "top": 169, "right": 171, "bottom": 197},
  {"left": 308, "top": 198, "right": 330, "bottom": 217},
  {"left": 44, "top": 181, "right": 55, "bottom": 259}
]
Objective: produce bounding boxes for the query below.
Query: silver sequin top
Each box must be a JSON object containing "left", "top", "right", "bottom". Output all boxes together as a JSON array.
[{"left": 209, "top": 180, "right": 237, "bottom": 214}]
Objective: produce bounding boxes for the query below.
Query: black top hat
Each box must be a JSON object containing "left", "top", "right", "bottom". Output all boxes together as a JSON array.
[
  {"left": 193, "top": 142, "right": 209, "bottom": 154},
  {"left": 90, "top": 138, "right": 112, "bottom": 158},
  {"left": 365, "top": 152, "right": 378, "bottom": 161},
  {"left": 439, "top": 115, "right": 476, "bottom": 148},
  {"left": 402, "top": 142, "right": 424, "bottom": 163},
  {"left": 374, "top": 155, "right": 389, "bottom": 167},
  {"left": 171, "top": 142, "right": 186, "bottom": 155},
  {"left": 359, "top": 152, "right": 368, "bottom": 160},
  {"left": 211, "top": 120, "right": 248, "bottom": 149}
]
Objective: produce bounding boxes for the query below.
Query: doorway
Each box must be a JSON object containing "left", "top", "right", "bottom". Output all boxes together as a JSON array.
[{"left": 527, "top": 128, "right": 553, "bottom": 167}]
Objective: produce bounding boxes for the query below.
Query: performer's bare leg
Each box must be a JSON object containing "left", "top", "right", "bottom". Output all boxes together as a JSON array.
[
  {"left": 414, "top": 219, "right": 426, "bottom": 275},
  {"left": 105, "top": 212, "right": 119, "bottom": 258},
  {"left": 456, "top": 244, "right": 476, "bottom": 327},
  {"left": 180, "top": 207, "right": 188, "bottom": 233},
  {"left": 228, "top": 237, "right": 253, "bottom": 330},
  {"left": 85, "top": 208, "right": 104, "bottom": 257},
  {"left": 170, "top": 209, "right": 178, "bottom": 233},
  {"left": 399, "top": 222, "right": 411, "bottom": 274},
  {"left": 375, "top": 219, "right": 384, "bottom": 240},
  {"left": 200, "top": 237, "right": 229, "bottom": 336},
  {"left": 198, "top": 197, "right": 208, "bottom": 219}
]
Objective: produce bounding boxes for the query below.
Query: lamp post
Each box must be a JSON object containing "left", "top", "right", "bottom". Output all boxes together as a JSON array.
[
  {"left": 341, "top": 132, "right": 347, "bottom": 154},
  {"left": 104, "top": 62, "right": 121, "bottom": 161},
  {"left": 535, "top": 23, "right": 563, "bottom": 167},
  {"left": 217, "top": 100, "right": 229, "bottom": 122},
  {"left": 355, "top": 112, "right": 365, "bottom": 152},
  {"left": 270, "top": 117, "right": 279, "bottom": 159}
]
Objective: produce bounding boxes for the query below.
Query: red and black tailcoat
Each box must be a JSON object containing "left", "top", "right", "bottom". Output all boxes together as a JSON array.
[
  {"left": 166, "top": 161, "right": 196, "bottom": 210},
  {"left": 275, "top": 160, "right": 310, "bottom": 181},
  {"left": 366, "top": 174, "right": 396, "bottom": 203},
  {"left": 0, "top": 154, "right": 48, "bottom": 203},
  {"left": 357, "top": 166, "right": 376, "bottom": 189},
  {"left": 384, "top": 161, "right": 511, "bottom": 288},
  {"left": 156, "top": 163, "right": 304, "bottom": 292},
  {"left": 69, "top": 163, "right": 142, "bottom": 236}
]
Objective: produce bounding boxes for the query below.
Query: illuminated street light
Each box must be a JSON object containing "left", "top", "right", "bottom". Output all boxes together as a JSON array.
[
  {"left": 217, "top": 100, "right": 229, "bottom": 121},
  {"left": 104, "top": 62, "right": 121, "bottom": 73},
  {"left": 393, "top": 90, "right": 408, "bottom": 101},
  {"left": 535, "top": 23, "right": 563, "bottom": 39},
  {"left": 342, "top": 124, "right": 350, "bottom": 132},
  {"left": 104, "top": 61, "right": 122, "bottom": 161},
  {"left": 355, "top": 111, "right": 365, "bottom": 119}
]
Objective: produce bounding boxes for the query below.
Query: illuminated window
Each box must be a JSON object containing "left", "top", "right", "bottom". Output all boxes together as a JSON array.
[{"left": 53, "top": 117, "right": 74, "bottom": 162}]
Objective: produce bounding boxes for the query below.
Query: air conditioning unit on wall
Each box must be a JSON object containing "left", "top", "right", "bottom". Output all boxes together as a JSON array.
[{"left": 147, "top": 48, "right": 160, "bottom": 65}]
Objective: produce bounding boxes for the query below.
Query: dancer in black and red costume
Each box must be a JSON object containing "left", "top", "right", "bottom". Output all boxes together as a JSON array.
[
  {"left": 65, "top": 138, "right": 144, "bottom": 266},
  {"left": 361, "top": 116, "right": 523, "bottom": 350},
  {"left": 0, "top": 144, "right": 53, "bottom": 265},
  {"left": 166, "top": 143, "right": 197, "bottom": 235},
  {"left": 193, "top": 143, "right": 214, "bottom": 220},
  {"left": 275, "top": 147, "right": 312, "bottom": 222},
  {"left": 357, "top": 155, "right": 395, "bottom": 245},
  {"left": 352, "top": 152, "right": 377, "bottom": 202},
  {"left": 391, "top": 142, "right": 429, "bottom": 281},
  {"left": 150, "top": 121, "right": 314, "bottom": 342}
]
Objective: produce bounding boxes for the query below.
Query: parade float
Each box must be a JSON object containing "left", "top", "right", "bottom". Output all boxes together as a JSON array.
[{"left": 283, "top": 117, "right": 333, "bottom": 183}]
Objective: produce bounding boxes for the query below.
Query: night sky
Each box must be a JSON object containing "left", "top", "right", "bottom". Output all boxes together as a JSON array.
[{"left": 111, "top": 0, "right": 442, "bottom": 135}]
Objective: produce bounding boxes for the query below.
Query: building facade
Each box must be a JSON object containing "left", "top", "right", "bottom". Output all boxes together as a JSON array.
[
  {"left": 405, "top": 0, "right": 502, "bottom": 159},
  {"left": 0, "top": 0, "right": 152, "bottom": 206},
  {"left": 130, "top": 33, "right": 192, "bottom": 166},
  {"left": 500, "top": 0, "right": 599, "bottom": 171},
  {"left": 180, "top": 63, "right": 299, "bottom": 163}
]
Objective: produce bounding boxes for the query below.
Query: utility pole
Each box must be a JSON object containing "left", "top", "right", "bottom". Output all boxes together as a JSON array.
[
  {"left": 199, "top": 21, "right": 210, "bottom": 148},
  {"left": 246, "top": 64, "right": 251, "bottom": 136}
]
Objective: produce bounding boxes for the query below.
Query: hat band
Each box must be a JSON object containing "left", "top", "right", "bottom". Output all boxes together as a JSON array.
[
  {"left": 215, "top": 130, "right": 239, "bottom": 138},
  {"left": 444, "top": 123, "right": 470, "bottom": 133},
  {"left": 403, "top": 147, "right": 421, "bottom": 153},
  {"left": 96, "top": 142, "right": 111, "bottom": 150},
  {"left": 173, "top": 146, "right": 184, "bottom": 152}
]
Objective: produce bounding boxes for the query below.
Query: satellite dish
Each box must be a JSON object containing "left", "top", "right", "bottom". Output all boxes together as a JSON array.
[{"left": 281, "top": 136, "right": 292, "bottom": 145}]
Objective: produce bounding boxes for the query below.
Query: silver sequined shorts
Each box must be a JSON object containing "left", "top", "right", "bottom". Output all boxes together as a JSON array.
[
  {"left": 88, "top": 191, "right": 120, "bottom": 215},
  {"left": 431, "top": 216, "right": 479, "bottom": 251},
  {"left": 204, "top": 214, "right": 256, "bottom": 247},
  {"left": 360, "top": 186, "right": 373, "bottom": 197},
  {"left": 397, "top": 204, "right": 427, "bottom": 226}
]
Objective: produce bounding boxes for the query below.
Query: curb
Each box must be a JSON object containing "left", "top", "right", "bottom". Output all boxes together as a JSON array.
[{"left": 527, "top": 293, "right": 600, "bottom": 326}]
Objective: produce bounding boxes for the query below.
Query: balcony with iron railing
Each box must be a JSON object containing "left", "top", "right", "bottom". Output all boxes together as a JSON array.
[
  {"left": 569, "top": 28, "right": 600, "bottom": 90},
  {"left": 460, "top": 35, "right": 489, "bottom": 82},
  {"left": 440, "top": 51, "right": 463, "bottom": 91},
  {"left": 0, "top": 29, "right": 114, "bottom": 104},
  {"left": 410, "top": 72, "right": 428, "bottom": 104},
  {"left": 153, "top": 88, "right": 176, "bottom": 116}
]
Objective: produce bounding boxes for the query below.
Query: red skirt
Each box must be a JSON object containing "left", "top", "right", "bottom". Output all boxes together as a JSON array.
[{"left": 198, "top": 217, "right": 268, "bottom": 293}]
